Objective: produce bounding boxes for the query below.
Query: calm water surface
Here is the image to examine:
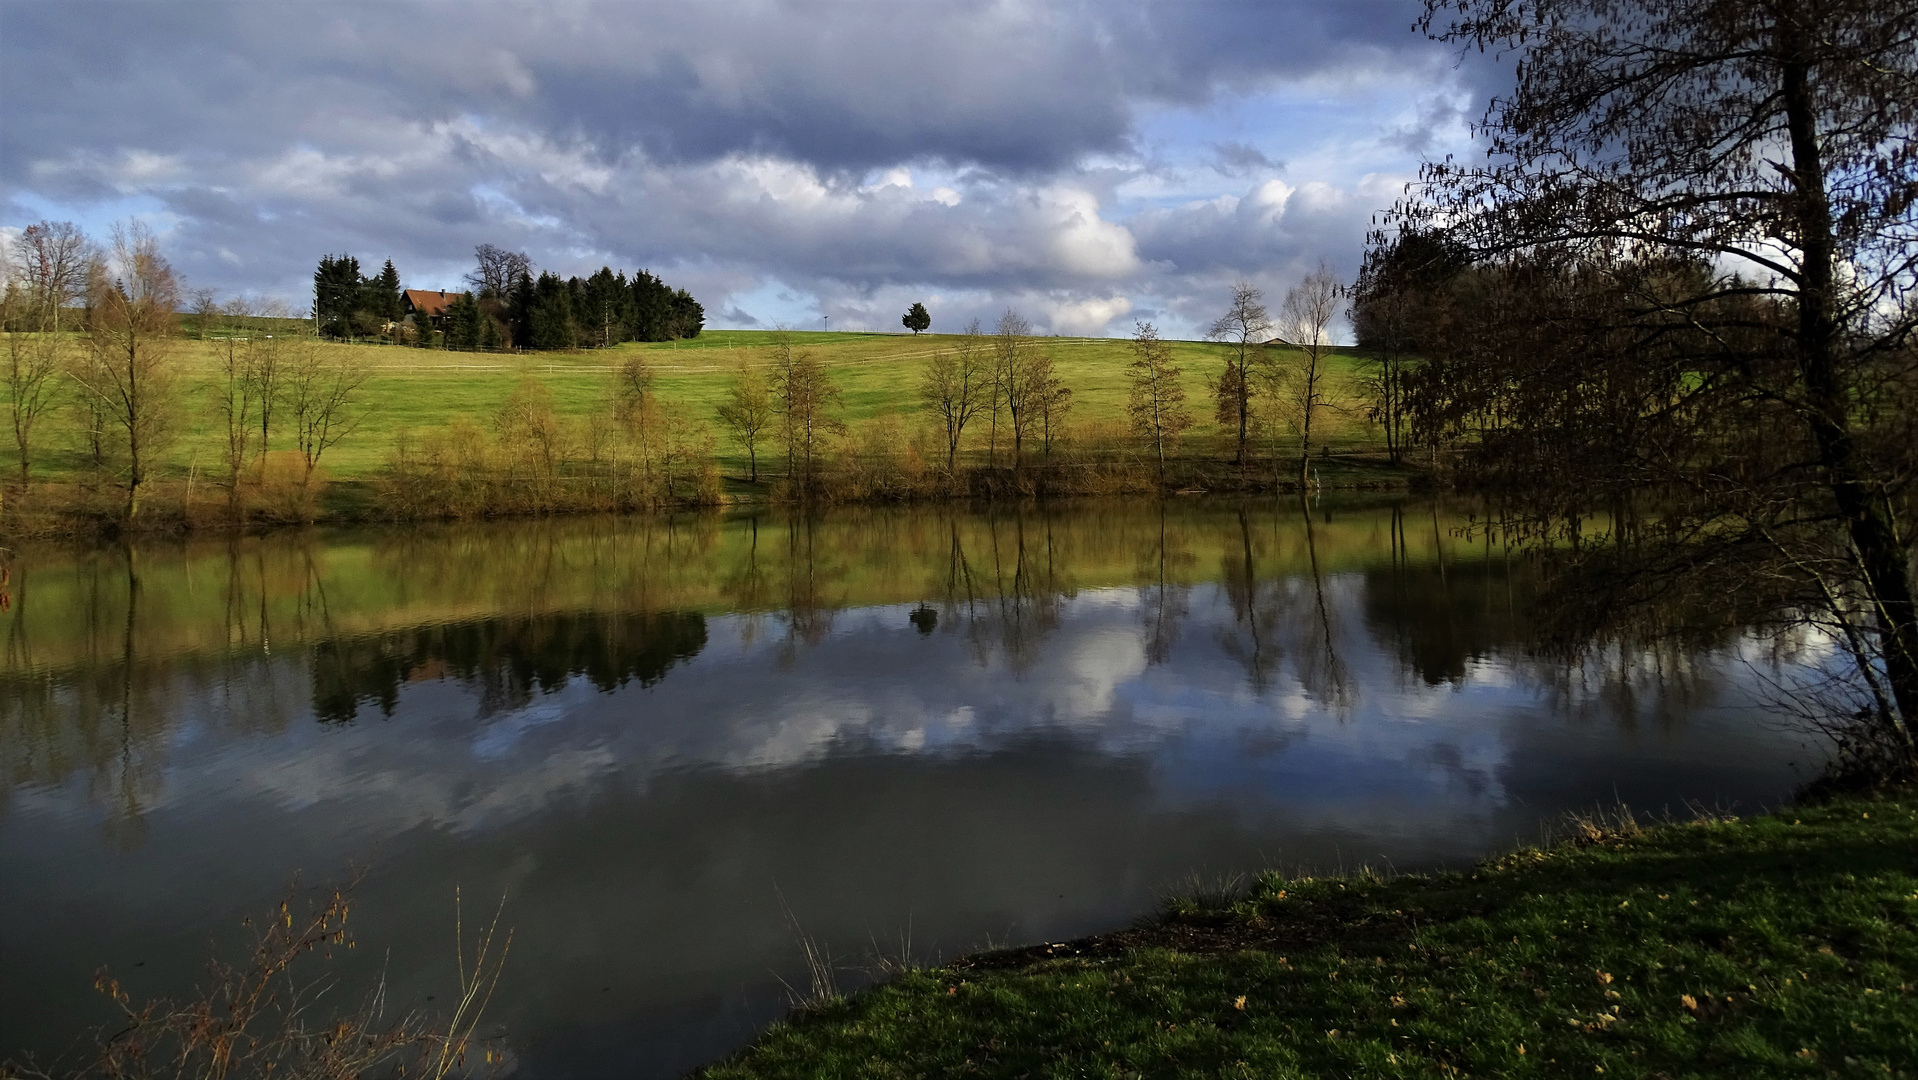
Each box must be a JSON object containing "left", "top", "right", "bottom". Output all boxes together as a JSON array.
[{"left": 0, "top": 499, "right": 1819, "bottom": 1076}]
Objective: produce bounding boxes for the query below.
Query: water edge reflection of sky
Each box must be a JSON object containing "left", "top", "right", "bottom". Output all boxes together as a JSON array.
[{"left": 0, "top": 501, "right": 1823, "bottom": 1077}]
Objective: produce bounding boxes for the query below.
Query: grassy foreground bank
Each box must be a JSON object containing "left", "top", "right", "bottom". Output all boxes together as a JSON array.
[{"left": 700, "top": 796, "right": 1918, "bottom": 1078}]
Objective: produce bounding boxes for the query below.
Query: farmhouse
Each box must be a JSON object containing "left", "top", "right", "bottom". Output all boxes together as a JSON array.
[{"left": 402, "top": 289, "right": 466, "bottom": 328}]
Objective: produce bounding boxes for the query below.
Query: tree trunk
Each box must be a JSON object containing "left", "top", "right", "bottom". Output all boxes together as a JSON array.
[
  {"left": 1782, "top": 39, "right": 1918, "bottom": 749},
  {"left": 1237, "top": 368, "right": 1249, "bottom": 470},
  {"left": 1153, "top": 395, "right": 1166, "bottom": 482},
  {"left": 1235, "top": 350, "right": 1250, "bottom": 469},
  {"left": 1298, "top": 394, "right": 1313, "bottom": 489}
]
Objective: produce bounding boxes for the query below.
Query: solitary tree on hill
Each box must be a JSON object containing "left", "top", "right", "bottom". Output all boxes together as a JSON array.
[{"left": 902, "top": 302, "right": 931, "bottom": 334}]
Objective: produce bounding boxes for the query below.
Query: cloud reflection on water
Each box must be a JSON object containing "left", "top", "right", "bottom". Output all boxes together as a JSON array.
[{"left": 0, "top": 501, "right": 1817, "bottom": 1077}]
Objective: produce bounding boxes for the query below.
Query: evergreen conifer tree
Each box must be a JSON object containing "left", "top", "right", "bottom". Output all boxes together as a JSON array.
[
  {"left": 312, "top": 254, "right": 362, "bottom": 338},
  {"left": 669, "top": 289, "right": 704, "bottom": 340},
  {"left": 446, "top": 293, "right": 483, "bottom": 350},
  {"left": 505, "top": 272, "right": 536, "bottom": 348},
  {"left": 375, "top": 260, "right": 402, "bottom": 321},
  {"left": 902, "top": 302, "right": 931, "bottom": 334},
  {"left": 582, "top": 267, "right": 634, "bottom": 346},
  {"left": 529, "top": 272, "right": 578, "bottom": 350}
]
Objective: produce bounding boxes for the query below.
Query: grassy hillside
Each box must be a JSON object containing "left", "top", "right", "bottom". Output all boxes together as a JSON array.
[
  {"left": 23, "top": 330, "right": 1387, "bottom": 483},
  {"left": 699, "top": 795, "right": 1918, "bottom": 1078}
]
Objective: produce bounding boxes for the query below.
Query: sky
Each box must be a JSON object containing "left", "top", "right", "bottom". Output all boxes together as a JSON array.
[{"left": 0, "top": 0, "right": 1496, "bottom": 338}]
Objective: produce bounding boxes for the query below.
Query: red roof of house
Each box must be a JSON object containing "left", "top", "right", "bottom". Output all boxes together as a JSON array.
[{"left": 403, "top": 289, "right": 466, "bottom": 318}]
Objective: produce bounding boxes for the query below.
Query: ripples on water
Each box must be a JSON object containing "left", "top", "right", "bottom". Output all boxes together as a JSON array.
[{"left": 0, "top": 499, "right": 1819, "bottom": 1076}]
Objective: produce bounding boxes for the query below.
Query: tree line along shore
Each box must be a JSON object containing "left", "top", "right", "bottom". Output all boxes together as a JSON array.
[{"left": 1, "top": 230, "right": 1406, "bottom": 535}]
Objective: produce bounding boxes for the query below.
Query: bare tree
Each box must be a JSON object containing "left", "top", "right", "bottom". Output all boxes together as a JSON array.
[
  {"left": 0, "top": 271, "right": 64, "bottom": 488},
  {"left": 71, "top": 222, "right": 180, "bottom": 522},
  {"left": 613, "top": 353, "right": 658, "bottom": 483},
  {"left": 984, "top": 311, "right": 1028, "bottom": 466},
  {"left": 993, "top": 310, "right": 1040, "bottom": 472},
  {"left": 766, "top": 329, "right": 801, "bottom": 477},
  {"left": 211, "top": 299, "right": 263, "bottom": 514},
  {"left": 919, "top": 318, "right": 987, "bottom": 473},
  {"left": 8, "top": 220, "right": 93, "bottom": 332},
  {"left": 1125, "top": 320, "right": 1191, "bottom": 481},
  {"left": 69, "top": 350, "right": 112, "bottom": 473},
  {"left": 1269, "top": 264, "right": 1345, "bottom": 488},
  {"left": 285, "top": 342, "right": 370, "bottom": 494},
  {"left": 654, "top": 403, "right": 717, "bottom": 506},
  {"left": 495, "top": 377, "right": 568, "bottom": 506},
  {"left": 1207, "top": 281, "right": 1271, "bottom": 469},
  {"left": 246, "top": 301, "right": 290, "bottom": 457},
  {"left": 716, "top": 356, "right": 774, "bottom": 482},
  {"left": 465, "top": 244, "right": 533, "bottom": 299},
  {"left": 190, "top": 288, "right": 221, "bottom": 340},
  {"left": 1030, "top": 349, "right": 1073, "bottom": 458},
  {"left": 770, "top": 332, "right": 844, "bottom": 492},
  {"left": 1006, "top": 344, "right": 1066, "bottom": 472}
]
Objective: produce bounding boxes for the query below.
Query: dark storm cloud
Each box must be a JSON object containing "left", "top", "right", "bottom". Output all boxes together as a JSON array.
[
  {"left": 3, "top": 1, "right": 1427, "bottom": 176},
  {"left": 1, "top": 0, "right": 1470, "bottom": 333},
  {"left": 1384, "top": 92, "right": 1479, "bottom": 155},
  {"left": 1210, "top": 141, "right": 1285, "bottom": 178}
]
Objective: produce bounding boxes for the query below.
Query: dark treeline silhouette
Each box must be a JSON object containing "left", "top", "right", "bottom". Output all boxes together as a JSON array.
[
  {"left": 313, "top": 254, "right": 401, "bottom": 339},
  {"left": 310, "top": 246, "right": 704, "bottom": 350},
  {"left": 433, "top": 247, "right": 704, "bottom": 351},
  {"left": 311, "top": 610, "right": 708, "bottom": 723}
]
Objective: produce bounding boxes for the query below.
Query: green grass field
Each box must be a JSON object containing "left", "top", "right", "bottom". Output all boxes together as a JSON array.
[
  {"left": 28, "top": 330, "right": 1387, "bottom": 483},
  {"left": 699, "top": 794, "right": 1918, "bottom": 1078}
]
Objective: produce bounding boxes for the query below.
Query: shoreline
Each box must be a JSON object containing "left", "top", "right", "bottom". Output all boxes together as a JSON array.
[
  {"left": 0, "top": 458, "right": 1429, "bottom": 542},
  {"left": 695, "top": 791, "right": 1918, "bottom": 1077}
]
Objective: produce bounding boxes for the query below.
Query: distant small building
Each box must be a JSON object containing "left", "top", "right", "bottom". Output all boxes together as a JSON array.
[{"left": 402, "top": 289, "right": 467, "bottom": 328}]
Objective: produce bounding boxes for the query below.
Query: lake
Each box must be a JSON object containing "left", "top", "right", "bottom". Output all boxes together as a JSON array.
[{"left": 0, "top": 499, "right": 1819, "bottom": 1076}]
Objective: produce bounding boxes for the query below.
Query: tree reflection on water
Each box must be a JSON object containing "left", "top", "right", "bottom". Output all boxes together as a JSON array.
[{"left": 0, "top": 498, "right": 1783, "bottom": 833}]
